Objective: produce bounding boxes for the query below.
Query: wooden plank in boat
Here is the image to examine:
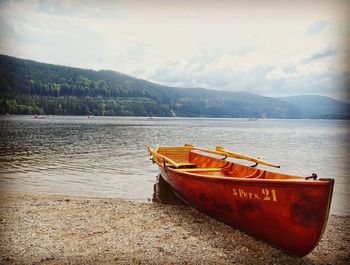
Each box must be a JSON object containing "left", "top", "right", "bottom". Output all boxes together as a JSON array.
[{"left": 175, "top": 167, "right": 223, "bottom": 172}]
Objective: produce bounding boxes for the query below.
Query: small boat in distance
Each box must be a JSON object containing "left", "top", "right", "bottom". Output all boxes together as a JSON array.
[
  {"left": 147, "top": 144, "right": 334, "bottom": 256},
  {"left": 32, "top": 114, "right": 45, "bottom": 119}
]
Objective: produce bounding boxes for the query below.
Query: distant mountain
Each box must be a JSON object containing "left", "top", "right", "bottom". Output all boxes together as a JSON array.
[
  {"left": 0, "top": 54, "right": 349, "bottom": 119},
  {"left": 281, "top": 95, "right": 350, "bottom": 119}
]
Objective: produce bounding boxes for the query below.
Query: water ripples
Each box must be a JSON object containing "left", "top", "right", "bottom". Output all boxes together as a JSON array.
[{"left": 0, "top": 116, "right": 349, "bottom": 214}]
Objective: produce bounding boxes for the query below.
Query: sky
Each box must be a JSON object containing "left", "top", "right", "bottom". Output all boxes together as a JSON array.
[{"left": 0, "top": 0, "right": 349, "bottom": 101}]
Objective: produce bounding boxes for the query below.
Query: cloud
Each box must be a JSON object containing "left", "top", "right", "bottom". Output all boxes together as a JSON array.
[
  {"left": 304, "top": 47, "right": 337, "bottom": 63},
  {"left": 307, "top": 20, "right": 329, "bottom": 35},
  {"left": 265, "top": 67, "right": 299, "bottom": 80},
  {"left": 0, "top": 0, "right": 349, "bottom": 101}
]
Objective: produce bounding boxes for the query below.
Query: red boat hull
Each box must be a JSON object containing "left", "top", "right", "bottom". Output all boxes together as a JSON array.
[{"left": 155, "top": 161, "right": 333, "bottom": 256}]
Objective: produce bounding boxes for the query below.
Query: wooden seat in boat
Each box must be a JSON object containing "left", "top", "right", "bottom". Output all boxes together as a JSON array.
[
  {"left": 175, "top": 167, "right": 223, "bottom": 172},
  {"left": 170, "top": 162, "right": 196, "bottom": 168}
]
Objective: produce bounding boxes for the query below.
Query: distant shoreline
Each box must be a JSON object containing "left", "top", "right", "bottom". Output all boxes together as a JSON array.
[
  {"left": 1, "top": 190, "right": 349, "bottom": 264},
  {"left": 1, "top": 54, "right": 349, "bottom": 119},
  {"left": 1, "top": 114, "right": 350, "bottom": 120}
]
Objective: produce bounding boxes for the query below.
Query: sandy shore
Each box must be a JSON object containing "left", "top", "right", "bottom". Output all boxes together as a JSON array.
[{"left": 0, "top": 191, "right": 349, "bottom": 265}]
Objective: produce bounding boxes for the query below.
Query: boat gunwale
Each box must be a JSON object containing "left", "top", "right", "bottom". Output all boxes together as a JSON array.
[
  {"left": 151, "top": 146, "right": 332, "bottom": 187},
  {"left": 164, "top": 166, "right": 333, "bottom": 188}
]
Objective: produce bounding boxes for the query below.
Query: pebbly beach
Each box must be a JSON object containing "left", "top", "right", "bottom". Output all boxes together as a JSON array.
[{"left": 0, "top": 190, "right": 349, "bottom": 265}]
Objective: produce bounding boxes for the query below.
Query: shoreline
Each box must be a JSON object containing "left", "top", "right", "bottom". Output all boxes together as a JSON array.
[{"left": 0, "top": 191, "right": 349, "bottom": 264}]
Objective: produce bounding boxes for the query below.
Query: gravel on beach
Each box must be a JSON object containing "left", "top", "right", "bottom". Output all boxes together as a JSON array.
[{"left": 0, "top": 191, "right": 349, "bottom": 265}]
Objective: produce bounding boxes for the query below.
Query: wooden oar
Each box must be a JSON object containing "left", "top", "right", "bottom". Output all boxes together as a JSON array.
[
  {"left": 184, "top": 144, "right": 280, "bottom": 168},
  {"left": 147, "top": 146, "right": 180, "bottom": 168},
  {"left": 216, "top": 146, "right": 280, "bottom": 168}
]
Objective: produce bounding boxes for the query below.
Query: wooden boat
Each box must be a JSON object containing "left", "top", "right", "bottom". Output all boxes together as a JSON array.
[{"left": 147, "top": 144, "right": 334, "bottom": 256}]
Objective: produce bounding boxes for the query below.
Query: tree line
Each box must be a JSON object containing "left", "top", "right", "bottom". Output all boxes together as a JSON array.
[
  {"left": 0, "top": 95, "right": 172, "bottom": 116},
  {"left": 2, "top": 54, "right": 340, "bottom": 118},
  {"left": 0, "top": 54, "right": 174, "bottom": 116}
]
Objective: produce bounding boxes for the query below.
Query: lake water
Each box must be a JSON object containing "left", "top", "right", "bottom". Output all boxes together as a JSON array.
[{"left": 0, "top": 116, "right": 349, "bottom": 216}]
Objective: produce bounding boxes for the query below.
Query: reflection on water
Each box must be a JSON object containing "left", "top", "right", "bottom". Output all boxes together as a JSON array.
[
  {"left": 152, "top": 174, "right": 185, "bottom": 205},
  {"left": 0, "top": 115, "right": 349, "bottom": 215}
]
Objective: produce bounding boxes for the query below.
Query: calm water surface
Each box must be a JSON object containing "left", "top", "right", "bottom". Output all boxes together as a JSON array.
[{"left": 0, "top": 116, "right": 349, "bottom": 215}]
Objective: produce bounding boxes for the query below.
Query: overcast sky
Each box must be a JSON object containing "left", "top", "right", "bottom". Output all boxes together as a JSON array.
[{"left": 0, "top": 0, "right": 349, "bottom": 101}]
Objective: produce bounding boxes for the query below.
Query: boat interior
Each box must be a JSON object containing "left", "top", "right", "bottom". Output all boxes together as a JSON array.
[{"left": 155, "top": 146, "right": 307, "bottom": 180}]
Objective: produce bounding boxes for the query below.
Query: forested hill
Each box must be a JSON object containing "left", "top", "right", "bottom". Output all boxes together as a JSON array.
[{"left": 0, "top": 54, "right": 349, "bottom": 118}]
